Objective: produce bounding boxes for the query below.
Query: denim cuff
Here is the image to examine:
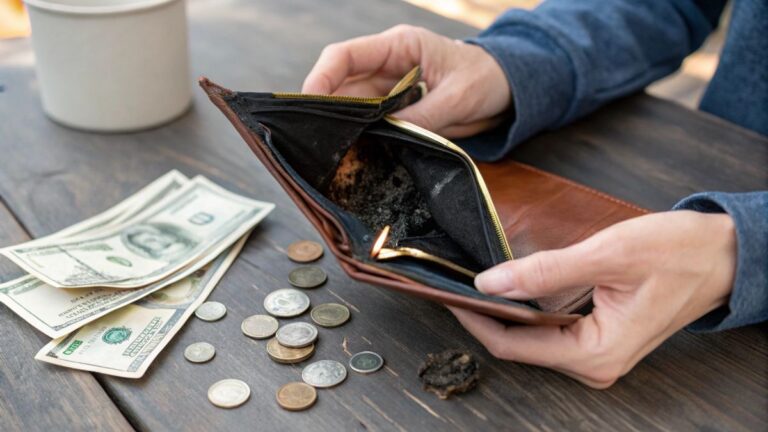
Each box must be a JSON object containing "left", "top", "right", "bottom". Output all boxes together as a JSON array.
[
  {"left": 460, "top": 14, "right": 576, "bottom": 161},
  {"left": 673, "top": 191, "right": 768, "bottom": 332}
]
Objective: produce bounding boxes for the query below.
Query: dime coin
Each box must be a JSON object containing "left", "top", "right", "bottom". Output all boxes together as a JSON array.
[
  {"left": 349, "top": 351, "right": 384, "bottom": 374},
  {"left": 184, "top": 342, "right": 216, "bottom": 363},
  {"left": 287, "top": 240, "right": 324, "bottom": 263},
  {"left": 310, "top": 303, "right": 350, "bottom": 328},
  {"left": 276, "top": 382, "right": 317, "bottom": 411},
  {"left": 264, "top": 288, "right": 310, "bottom": 318},
  {"left": 241, "top": 314, "right": 279, "bottom": 339},
  {"left": 288, "top": 266, "right": 327, "bottom": 289},
  {"left": 301, "top": 360, "right": 347, "bottom": 388},
  {"left": 207, "top": 379, "right": 251, "bottom": 409},
  {"left": 195, "top": 301, "right": 227, "bottom": 322},
  {"left": 266, "top": 338, "right": 315, "bottom": 364},
  {"left": 276, "top": 322, "right": 318, "bottom": 348}
]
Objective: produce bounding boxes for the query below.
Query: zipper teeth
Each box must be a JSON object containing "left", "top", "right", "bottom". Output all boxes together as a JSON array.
[
  {"left": 384, "top": 116, "right": 514, "bottom": 261},
  {"left": 272, "top": 93, "right": 385, "bottom": 104},
  {"left": 273, "top": 67, "right": 421, "bottom": 105}
]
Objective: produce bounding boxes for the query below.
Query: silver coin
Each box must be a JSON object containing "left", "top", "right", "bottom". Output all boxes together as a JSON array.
[
  {"left": 195, "top": 301, "right": 227, "bottom": 322},
  {"left": 263, "top": 288, "right": 310, "bottom": 318},
  {"left": 302, "top": 360, "right": 347, "bottom": 388},
  {"left": 288, "top": 266, "right": 327, "bottom": 289},
  {"left": 241, "top": 314, "right": 279, "bottom": 339},
  {"left": 276, "top": 322, "right": 318, "bottom": 348},
  {"left": 208, "top": 379, "right": 250, "bottom": 409},
  {"left": 184, "top": 342, "right": 216, "bottom": 363},
  {"left": 349, "top": 351, "right": 384, "bottom": 374}
]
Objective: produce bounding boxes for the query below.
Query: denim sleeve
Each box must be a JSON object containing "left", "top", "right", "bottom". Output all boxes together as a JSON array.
[
  {"left": 460, "top": 0, "right": 726, "bottom": 161},
  {"left": 673, "top": 191, "right": 768, "bottom": 332}
]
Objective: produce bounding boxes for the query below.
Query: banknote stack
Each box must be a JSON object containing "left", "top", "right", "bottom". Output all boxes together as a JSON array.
[{"left": 0, "top": 171, "right": 274, "bottom": 378}]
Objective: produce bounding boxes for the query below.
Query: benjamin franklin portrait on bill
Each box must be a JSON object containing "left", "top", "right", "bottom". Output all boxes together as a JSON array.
[{"left": 121, "top": 223, "right": 199, "bottom": 261}]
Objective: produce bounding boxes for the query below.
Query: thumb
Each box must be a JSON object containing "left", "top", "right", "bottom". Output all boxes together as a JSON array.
[
  {"left": 393, "top": 85, "right": 460, "bottom": 132},
  {"left": 475, "top": 245, "right": 599, "bottom": 300}
]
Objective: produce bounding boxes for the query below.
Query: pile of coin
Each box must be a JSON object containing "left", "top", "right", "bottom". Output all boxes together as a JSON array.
[{"left": 185, "top": 239, "right": 385, "bottom": 412}]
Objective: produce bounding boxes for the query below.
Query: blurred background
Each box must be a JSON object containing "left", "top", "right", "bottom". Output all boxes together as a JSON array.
[{"left": 1, "top": 0, "right": 726, "bottom": 109}]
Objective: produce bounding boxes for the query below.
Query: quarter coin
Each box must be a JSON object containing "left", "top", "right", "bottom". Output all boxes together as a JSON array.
[
  {"left": 287, "top": 240, "right": 324, "bottom": 263},
  {"left": 302, "top": 360, "right": 347, "bottom": 388},
  {"left": 241, "top": 314, "right": 279, "bottom": 339},
  {"left": 264, "top": 288, "right": 310, "bottom": 318},
  {"left": 276, "top": 322, "right": 318, "bottom": 348},
  {"left": 266, "top": 338, "right": 315, "bottom": 364},
  {"left": 195, "top": 301, "right": 227, "bottom": 322},
  {"left": 349, "top": 351, "right": 384, "bottom": 374},
  {"left": 288, "top": 266, "right": 327, "bottom": 289},
  {"left": 184, "top": 342, "right": 216, "bottom": 363},
  {"left": 276, "top": 382, "right": 317, "bottom": 411},
  {"left": 310, "top": 303, "right": 350, "bottom": 328},
  {"left": 207, "top": 379, "right": 250, "bottom": 409}
]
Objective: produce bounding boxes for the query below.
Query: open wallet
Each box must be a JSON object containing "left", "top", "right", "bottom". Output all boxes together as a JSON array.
[{"left": 200, "top": 67, "right": 647, "bottom": 326}]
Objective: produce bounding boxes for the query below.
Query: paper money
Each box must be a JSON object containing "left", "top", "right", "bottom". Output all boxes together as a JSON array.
[
  {"left": 2, "top": 176, "right": 273, "bottom": 289},
  {"left": 0, "top": 171, "right": 190, "bottom": 338},
  {"left": 35, "top": 235, "right": 248, "bottom": 378}
]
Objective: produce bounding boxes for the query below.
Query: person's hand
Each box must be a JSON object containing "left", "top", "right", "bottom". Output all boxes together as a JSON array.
[
  {"left": 303, "top": 25, "right": 511, "bottom": 138},
  {"left": 449, "top": 211, "right": 737, "bottom": 388}
]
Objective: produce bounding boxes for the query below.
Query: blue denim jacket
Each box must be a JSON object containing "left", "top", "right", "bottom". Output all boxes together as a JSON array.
[{"left": 462, "top": 0, "right": 767, "bottom": 331}]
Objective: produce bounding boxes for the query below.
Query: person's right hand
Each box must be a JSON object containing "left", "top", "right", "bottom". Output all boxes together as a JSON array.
[{"left": 302, "top": 25, "right": 512, "bottom": 138}]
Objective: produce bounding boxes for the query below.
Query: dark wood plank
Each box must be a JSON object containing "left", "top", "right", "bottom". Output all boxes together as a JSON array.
[
  {"left": 0, "top": 0, "right": 765, "bottom": 431},
  {"left": 0, "top": 203, "right": 134, "bottom": 432}
]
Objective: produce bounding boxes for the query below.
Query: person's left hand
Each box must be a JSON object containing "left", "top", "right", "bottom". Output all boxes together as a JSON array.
[{"left": 448, "top": 210, "right": 737, "bottom": 388}]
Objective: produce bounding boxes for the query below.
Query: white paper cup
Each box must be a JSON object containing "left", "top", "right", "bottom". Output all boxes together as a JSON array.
[{"left": 24, "top": 0, "right": 191, "bottom": 132}]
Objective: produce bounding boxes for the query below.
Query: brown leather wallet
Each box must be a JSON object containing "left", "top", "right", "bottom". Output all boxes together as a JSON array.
[{"left": 200, "top": 67, "right": 646, "bottom": 325}]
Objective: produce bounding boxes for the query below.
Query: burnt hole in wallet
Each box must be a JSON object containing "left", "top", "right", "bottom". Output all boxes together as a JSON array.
[{"left": 324, "top": 134, "right": 489, "bottom": 272}]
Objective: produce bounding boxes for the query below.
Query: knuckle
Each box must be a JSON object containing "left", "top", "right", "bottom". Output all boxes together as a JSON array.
[
  {"left": 485, "top": 341, "right": 510, "bottom": 360},
  {"left": 389, "top": 24, "right": 420, "bottom": 35}
]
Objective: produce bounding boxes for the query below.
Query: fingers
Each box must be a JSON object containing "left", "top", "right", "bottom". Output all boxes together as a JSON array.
[
  {"left": 447, "top": 306, "right": 624, "bottom": 388},
  {"left": 447, "top": 307, "right": 581, "bottom": 368},
  {"left": 302, "top": 25, "right": 422, "bottom": 94},
  {"left": 474, "top": 242, "right": 601, "bottom": 300}
]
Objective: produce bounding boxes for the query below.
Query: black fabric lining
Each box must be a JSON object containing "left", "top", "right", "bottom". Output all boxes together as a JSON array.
[{"left": 223, "top": 91, "right": 533, "bottom": 310}]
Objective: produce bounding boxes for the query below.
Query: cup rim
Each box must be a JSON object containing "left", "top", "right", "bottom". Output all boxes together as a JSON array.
[{"left": 24, "top": 0, "right": 180, "bottom": 15}]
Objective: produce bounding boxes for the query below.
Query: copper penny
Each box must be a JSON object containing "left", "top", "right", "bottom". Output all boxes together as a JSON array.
[
  {"left": 266, "top": 338, "right": 315, "bottom": 364},
  {"left": 287, "top": 240, "right": 324, "bottom": 263},
  {"left": 276, "top": 382, "right": 317, "bottom": 411}
]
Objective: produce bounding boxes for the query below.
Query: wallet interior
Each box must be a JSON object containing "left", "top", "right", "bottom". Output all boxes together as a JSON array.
[{"left": 223, "top": 86, "right": 541, "bottom": 310}]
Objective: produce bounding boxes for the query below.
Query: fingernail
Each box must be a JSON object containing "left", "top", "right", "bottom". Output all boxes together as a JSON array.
[{"left": 474, "top": 268, "right": 512, "bottom": 294}]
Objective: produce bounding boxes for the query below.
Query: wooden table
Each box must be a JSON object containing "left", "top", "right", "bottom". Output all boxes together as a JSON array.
[{"left": 1, "top": 1, "right": 766, "bottom": 430}]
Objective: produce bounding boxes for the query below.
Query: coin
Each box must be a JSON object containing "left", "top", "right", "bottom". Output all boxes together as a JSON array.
[
  {"left": 264, "top": 288, "right": 310, "bottom": 318},
  {"left": 288, "top": 266, "right": 327, "bottom": 289},
  {"left": 184, "top": 342, "right": 216, "bottom": 363},
  {"left": 276, "top": 382, "right": 317, "bottom": 411},
  {"left": 266, "top": 338, "right": 315, "bottom": 364},
  {"left": 310, "top": 303, "right": 350, "bottom": 328},
  {"left": 302, "top": 360, "right": 347, "bottom": 388},
  {"left": 207, "top": 379, "right": 251, "bottom": 409},
  {"left": 276, "top": 322, "right": 318, "bottom": 348},
  {"left": 287, "top": 240, "right": 324, "bottom": 263},
  {"left": 241, "top": 314, "right": 279, "bottom": 339},
  {"left": 349, "top": 351, "right": 384, "bottom": 374},
  {"left": 195, "top": 301, "right": 227, "bottom": 322}
]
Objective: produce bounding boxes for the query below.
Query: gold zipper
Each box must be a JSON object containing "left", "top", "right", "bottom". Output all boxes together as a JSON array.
[
  {"left": 384, "top": 116, "right": 514, "bottom": 261},
  {"left": 273, "top": 66, "right": 422, "bottom": 105}
]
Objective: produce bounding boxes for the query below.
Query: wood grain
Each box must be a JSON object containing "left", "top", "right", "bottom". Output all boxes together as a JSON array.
[
  {"left": 0, "top": 0, "right": 765, "bottom": 431},
  {"left": 0, "top": 204, "right": 134, "bottom": 432}
]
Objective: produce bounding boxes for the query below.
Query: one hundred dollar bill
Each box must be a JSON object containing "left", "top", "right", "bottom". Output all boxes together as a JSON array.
[
  {"left": 35, "top": 235, "right": 248, "bottom": 378},
  {"left": 0, "top": 171, "right": 190, "bottom": 337},
  {"left": 2, "top": 176, "right": 274, "bottom": 289}
]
